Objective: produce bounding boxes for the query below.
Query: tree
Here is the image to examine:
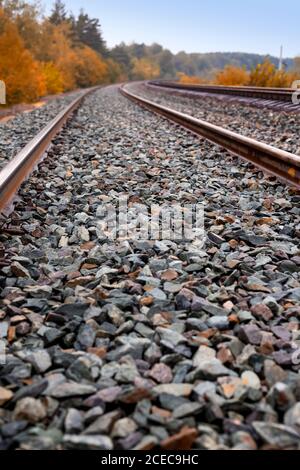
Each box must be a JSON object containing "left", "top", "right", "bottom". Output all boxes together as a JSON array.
[
  {"left": 42, "top": 61, "right": 64, "bottom": 94},
  {"left": 110, "top": 43, "right": 131, "bottom": 77},
  {"left": 293, "top": 57, "right": 300, "bottom": 77},
  {"left": 34, "top": 21, "right": 78, "bottom": 90},
  {"left": 131, "top": 57, "right": 160, "bottom": 80},
  {"left": 215, "top": 65, "right": 250, "bottom": 86},
  {"left": 3, "top": 1, "right": 42, "bottom": 56},
  {"left": 73, "top": 46, "right": 108, "bottom": 87},
  {"left": 74, "top": 10, "right": 107, "bottom": 56},
  {"left": 49, "top": 0, "right": 67, "bottom": 25},
  {"left": 0, "top": 10, "right": 45, "bottom": 104},
  {"left": 249, "top": 59, "right": 296, "bottom": 87},
  {"left": 249, "top": 59, "right": 275, "bottom": 87},
  {"left": 157, "top": 49, "right": 175, "bottom": 78},
  {"left": 105, "top": 58, "right": 124, "bottom": 83},
  {"left": 177, "top": 73, "right": 208, "bottom": 85}
]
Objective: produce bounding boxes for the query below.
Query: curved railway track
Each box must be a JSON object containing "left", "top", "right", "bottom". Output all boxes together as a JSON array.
[
  {"left": 147, "top": 81, "right": 300, "bottom": 113},
  {"left": 0, "top": 83, "right": 299, "bottom": 220},
  {"left": 120, "top": 84, "right": 300, "bottom": 189},
  {"left": 149, "top": 80, "right": 297, "bottom": 102}
]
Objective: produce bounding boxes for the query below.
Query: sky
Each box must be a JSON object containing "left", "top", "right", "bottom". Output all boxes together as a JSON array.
[{"left": 42, "top": 0, "right": 300, "bottom": 58}]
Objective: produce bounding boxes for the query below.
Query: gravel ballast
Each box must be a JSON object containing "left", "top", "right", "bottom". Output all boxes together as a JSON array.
[
  {"left": 0, "top": 91, "right": 85, "bottom": 171},
  {"left": 0, "top": 85, "right": 300, "bottom": 450}
]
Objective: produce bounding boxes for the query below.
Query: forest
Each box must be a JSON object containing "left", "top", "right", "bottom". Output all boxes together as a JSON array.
[{"left": 0, "top": 0, "right": 299, "bottom": 105}]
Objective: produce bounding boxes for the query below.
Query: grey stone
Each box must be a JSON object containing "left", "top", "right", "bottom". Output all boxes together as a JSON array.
[
  {"left": 65, "top": 408, "right": 84, "bottom": 433},
  {"left": 63, "top": 434, "right": 113, "bottom": 450}
]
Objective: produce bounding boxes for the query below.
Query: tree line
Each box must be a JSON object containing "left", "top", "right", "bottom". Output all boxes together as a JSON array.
[
  {"left": 179, "top": 59, "right": 300, "bottom": 87},
  {"left": 0, "top": 0, "right": 123, "bottom": 104},
  {"left": 0, "top": 0, "right": 299, "bottom": 105}
]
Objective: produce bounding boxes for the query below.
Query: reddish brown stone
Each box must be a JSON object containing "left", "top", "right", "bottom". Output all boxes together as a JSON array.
[
  {"left": 87, "top": 347, "right": 107, "bottom": 359},
  {"left": 10, "top": 315, "right": 27, "bottom": 324},
  {"left": 81, "top": 263, "right": 98, "bottom": 270},
  {"left": 152, "top": 313, "right": 171, "bottom": 326},
  {"left": 66, "top": 276, "right": 94, "bottom": 287},
  {"left": 97, "top": 386, "right": 122, "bottom": 403},
  {"left": 8, "top": 322, "right": 18, "bottom": 336},
  {"left": 139, "top": 296, "right": 154, "bottom": 306},
  {"left": 259, "top": 336, "right": 274, "bottom": 355},
  {"left": 151, "top": 406, "right": 172, "bottom": 419},
  {"left": 120, "top": 388, "right": 152, "bottom": 404},
  {"left": 80, "top": 241, "right": 95, "bottom": 251},
  {"left": 0, "top": 387, "right": 13, "bottom": 406},
  {"left": 160, "top": 269, "right": 178, "bottom": 281},
  {"left": 217, "top": 347, "right": 234, "bottom": 364},
  {"left": 148, "top": 363, "right": 173, "bottom": 384},
  {"left": 228, "top": 314, "right": 239, "bottom": 324},
  {"left": 67, "top": 271, "right": 81, "bottom": 281},
  {"left": 256, "top": 217, "right": 277, "bottom": 226},
  {"left": 229, "top": 239, "right": 239, "bottom": 248},
  {"left": 198, "top": 328, "right": 217, "bottom": 339},
  {"left": 251, "top": 304, "right": 273, "bottom": 321},
  {"left": 161, "top": 426, "right": 198, "bottom": 450}
]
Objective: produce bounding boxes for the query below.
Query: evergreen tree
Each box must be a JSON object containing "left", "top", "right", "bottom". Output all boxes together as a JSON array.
[
  {"left": 49, "top": 0, "right": 67, "bottom": 25},
  {"left": 75, "top": 10, "right": 107, "bottom": 56},
  {"left": 110, "top": 43, "right": 131, "bottom": 74}
]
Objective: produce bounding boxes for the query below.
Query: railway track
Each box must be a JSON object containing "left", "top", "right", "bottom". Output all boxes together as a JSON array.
[
  {"left": 0, "top": 85, "right": 300, "bottom": 451},
  {"left": 147, "top": 81, "right": 300, "bottom": 113},
  {"left": 0, "top": 82, "right": 299, "bottom": 220},
  {"left": 0, "top": 87, "right": 98, "bottom": 215},
  {"left": 120, "top": 84, "right": 300, "bottom": 188}
]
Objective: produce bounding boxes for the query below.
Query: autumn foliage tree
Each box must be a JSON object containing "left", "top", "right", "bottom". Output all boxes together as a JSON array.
[
  {"left": 178, "top": 57, "right": 300, "bottom": 88},
  {"left": 249, "top": 59, "right": 296, "bottom": 87},
  {"left": 131, "top": 57, "right": 160, "bottom": 80},
  {"left": 73, "top": 46, "right": 108, "bottom": 87},
  {"left": 215, "top": 65, "right": 249, "bottom": 86},
  {"left": 41, "top": 62, "right": 64, "bottom": 95},
  {"left": 0, "top": 1, "right": 120, "bottom": 105},
  {"left": 0, "top": 9, "right": 46, "bottom": 104},
  {"left": 177, "top": 72, "right": 208, "bottom": 84},
  {"left": 1, "top": 0, "right": 298, "bottom": 106}
]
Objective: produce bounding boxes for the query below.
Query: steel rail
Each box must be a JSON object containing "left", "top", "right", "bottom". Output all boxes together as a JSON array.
[
  {"left": 0, "top": 87, "right": 97, "bottom": 214},
  {"left": 148, "top": 80, "right": 296, "bottom": 102},
  {"left": 120, "top": 85, "right": 300, "bottom": 188}
]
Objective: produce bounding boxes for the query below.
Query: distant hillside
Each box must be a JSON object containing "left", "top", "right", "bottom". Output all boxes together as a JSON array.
[
  {"left": 174, "top": 52, "right": 294, "bottom": 76},
  {"left": 110, "top": 43, "right": 295, "bottom": 79}
]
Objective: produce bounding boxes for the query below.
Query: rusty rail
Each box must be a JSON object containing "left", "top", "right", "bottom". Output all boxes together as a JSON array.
[
  {"left": 148, "top": 80, "right": 296, "bottom": 102},
  {"left": 0, "top": 88, "right": 97, "bottom": 214},
  {"left": 120, "top": 85, "right": 300, "bottom": 188}
]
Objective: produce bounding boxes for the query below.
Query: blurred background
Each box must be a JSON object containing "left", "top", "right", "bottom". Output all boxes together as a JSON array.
[{"left": 0, "top": 0, "right": 299, "bottom": 105}]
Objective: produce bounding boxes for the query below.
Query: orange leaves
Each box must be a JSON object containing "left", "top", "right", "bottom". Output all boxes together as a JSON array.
[
  {"left": 215, "top": 65, "right": 250, "bottom": 86},
  {"left": 41, "top": 62, "right": 64, "bottom": 95},
  {"left": 177, "top": 73, "right": 208, "bottom": 85},
  {"left": 73, "top": 46, "right": 109, "bottom": 87},
  {"left": 106, "top": 58, "right": 125, "bottom": 83},
  {"left": 249, "top": 60, "right": 277, "bottom": 87},
  {"left": 249, "top": 60, "right": 297, "bottom": 88},
  {"left": 178, "top": 59, "right": 300, "bottom": 89},
  {"left": 131, "top": 58, "right": 160, "bottom": 80},
  {"left": 0, "top": 11, "right": 46, "bottom": 104},
  {"left": 0, "top": 6, "right": 121, "bottom": 105},
  {"left": 216, "top": 60, "right": 297, "bottom": 88}
]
